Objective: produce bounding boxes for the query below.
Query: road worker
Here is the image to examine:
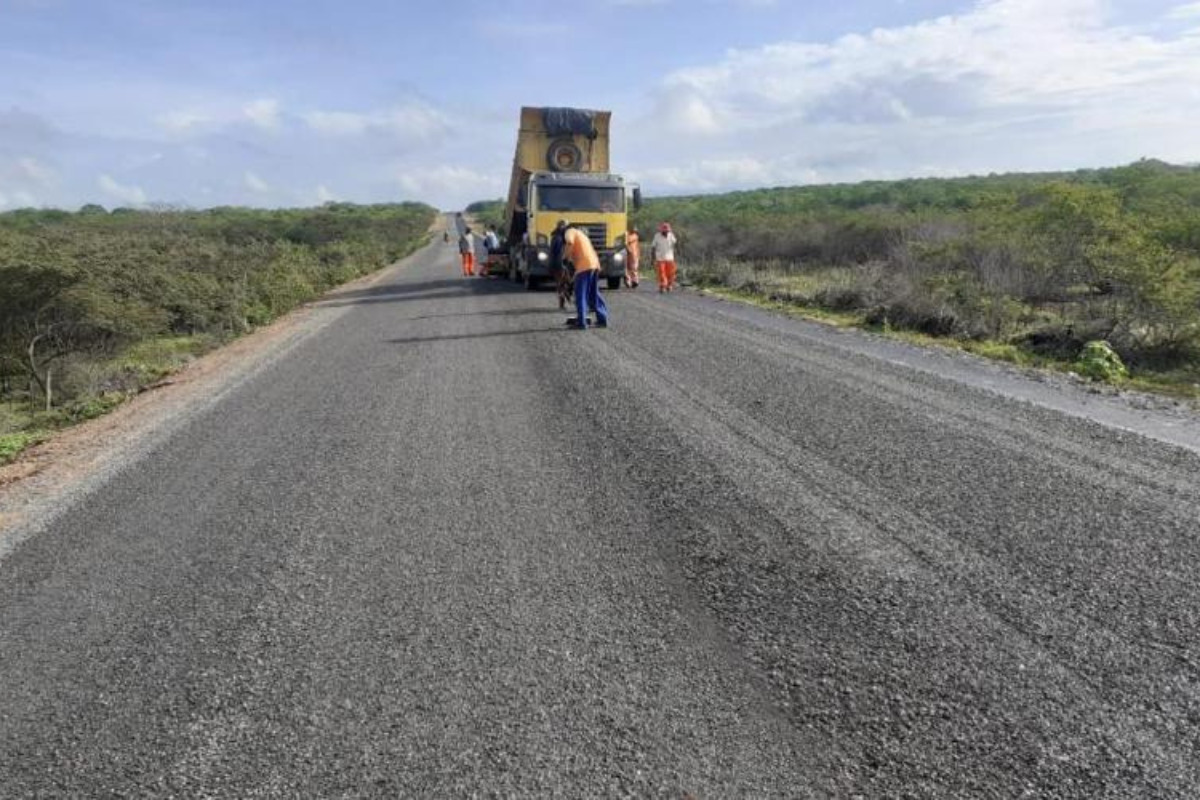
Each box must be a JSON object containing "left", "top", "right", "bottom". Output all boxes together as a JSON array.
[
  {"left": 458, "top": 227, "right": 476, "bottom": 277},
  {"left": 561, "top": 221, "right": 609, "bottom": 329},
  {"left": 651, "top": 222, "right": 678, "bottom": 292},
  {"left": 625, "top": 227, "right": 641, "bottom": 288},
  {"left": 483, "top": 227, "right": 500, "bottom": 253}
]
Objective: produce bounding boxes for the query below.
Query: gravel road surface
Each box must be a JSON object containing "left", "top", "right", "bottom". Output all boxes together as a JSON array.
[{"left": 3, "top": 219, "right": 1200, "bottom": 797}]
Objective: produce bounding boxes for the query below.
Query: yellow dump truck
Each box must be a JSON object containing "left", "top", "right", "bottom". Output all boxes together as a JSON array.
[{"left": 502, "top": 106, "right": 640, "bottom": 290}]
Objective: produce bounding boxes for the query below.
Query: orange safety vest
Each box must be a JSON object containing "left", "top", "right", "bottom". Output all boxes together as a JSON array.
[{"left": 564, "top": 227, "right": 600, "bottom": 272}]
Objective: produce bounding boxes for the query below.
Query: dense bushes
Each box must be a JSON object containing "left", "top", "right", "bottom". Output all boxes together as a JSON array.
[
  {"left": 0, "top": 202, "right": 435, "bottom": 418},
  {"left": 464, "top": 200, "right": 505, "bottom": 232},
  {"left": 634, "top": 161, "right": 1200, "bottom": 380}
]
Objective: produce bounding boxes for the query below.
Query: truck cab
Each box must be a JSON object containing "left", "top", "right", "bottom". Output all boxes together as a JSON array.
[{"left": 515, "top": 172, "right": 634, "bottom": 290}]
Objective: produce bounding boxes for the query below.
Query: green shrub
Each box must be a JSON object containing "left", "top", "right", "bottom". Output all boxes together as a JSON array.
[
  {"left": 0, "top": 431, "right": 48, "bottom": 465},
  {"left": 1075, "top": 340, "right": 1129, "bottom": 382}
]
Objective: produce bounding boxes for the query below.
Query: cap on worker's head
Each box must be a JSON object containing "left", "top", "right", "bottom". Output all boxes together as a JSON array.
[
  {"left": 556, "top": 218, "right": 569, "bottom": 229},
  {"left": 659, "top": 222, "right": 671, "bottom": 233}
]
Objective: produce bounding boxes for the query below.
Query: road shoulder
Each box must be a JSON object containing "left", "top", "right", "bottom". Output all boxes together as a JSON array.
[{"left": 0, "top": 249, "right": 430, "bottom": 555}]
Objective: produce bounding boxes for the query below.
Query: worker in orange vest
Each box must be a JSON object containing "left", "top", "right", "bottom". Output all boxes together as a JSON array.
[
  {"left": 624, "top": 227, "right": 641, "bottom": 288},
  {"left": 561, "top": 221, "right": 609, "bottom": 329}
]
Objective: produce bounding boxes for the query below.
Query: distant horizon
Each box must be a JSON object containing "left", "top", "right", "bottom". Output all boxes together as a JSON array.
[{"left": 2, "top": 156, "right": 1194, "bottom": 216}]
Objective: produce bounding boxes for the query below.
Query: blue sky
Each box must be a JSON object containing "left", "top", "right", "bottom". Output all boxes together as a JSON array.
[{"left": 2, "top": 0, "right": 1199, "bottom": 210}]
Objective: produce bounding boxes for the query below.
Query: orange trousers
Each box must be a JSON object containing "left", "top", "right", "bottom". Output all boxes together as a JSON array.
[
  {"left": 655, "top": 260, "right": 677, "bottom": 290},
  {"left": 461, "top": 252, "right": 475, "bottom": 276}
]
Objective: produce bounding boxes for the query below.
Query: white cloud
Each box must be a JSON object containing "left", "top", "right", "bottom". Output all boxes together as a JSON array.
[
  {"left": 303, "top": 110, "right": 369, "bottom": 136},
  {"left": 156, "top": 109, "right": 211, "bottom": 134},
  {"left": 243, "top": 98, "right": 281, "bottom": 130},
  {"left": 1168, "top": 2, "right": 1200, "bottom": 19},
  {"left": 97, "top": 174, "right": 147, "bottom": 205},
  {"left": 395, "top": 165, "right": 505, "bottom": 207},
  {"left": 0, "top": 189, "right": 37, "bottom": 208},
  {"left": 16, "top": 156, "right": 55, "bottom": 186},
  {"left": 303, "top": 101, "right": 449, "bottom": 145},
  {"left": 664, "top": 0, "right": 1200, "bottom": 127},
  {"left": 1, "top": 155, "right": 56, "bottom": 189},
  {"left": 157, "top": 98, "right": 281, "bottom": 136},
  {"left": 243, "top": 170, "right": 270, "bottom": 193},
  {"left": 653, "top": 89, "right": 722, "bottom": 134},
  {"left": 637, "top": 156, "right": 816, "bottom": 191},
  {"left": 629, "top": 0, "right": 1200, "bottom": 192},
  {"left": 315, "top": 184, "right": 337, "bottom": 204}
]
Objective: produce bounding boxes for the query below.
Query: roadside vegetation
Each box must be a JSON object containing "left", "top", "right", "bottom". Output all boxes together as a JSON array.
[
  {"left": 627, "top": 160, "right": 1200, "bottom": 397},
  {"left": 464, "top": 200, "right": 505, "bottom": 232},
  {"left": 0, "top": 202, "right": 436, "bottom": 464}
]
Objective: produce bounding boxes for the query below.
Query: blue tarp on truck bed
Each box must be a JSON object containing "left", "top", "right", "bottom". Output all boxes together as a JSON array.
[{"left": 542, "top": 108, "right": 597, "bottom": 138}]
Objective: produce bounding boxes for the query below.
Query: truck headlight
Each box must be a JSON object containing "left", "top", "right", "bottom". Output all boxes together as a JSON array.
[
  {"left": 537, "top": 251, "right": 549, "bottom": 263},
  {"left": 613, "top": 251, "right": 625, "bottom": 265}
]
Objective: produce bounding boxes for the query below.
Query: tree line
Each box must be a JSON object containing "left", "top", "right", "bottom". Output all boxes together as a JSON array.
[{"left": 0, "top": 202, "right": 436, "bottom": 417}]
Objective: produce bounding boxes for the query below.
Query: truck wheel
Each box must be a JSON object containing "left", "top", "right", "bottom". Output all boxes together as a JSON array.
[
  {"left": 524, "top": 270, "right": 539, "bottom": 290},
  {"left": 607, "top": 276, "right": 621, "bottom": 290},
  {"left": 547, "top": 140, "right": 584, "bottom": 172}
]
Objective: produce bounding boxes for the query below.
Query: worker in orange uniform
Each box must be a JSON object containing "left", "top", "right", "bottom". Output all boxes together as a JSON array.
[
  {"left": 651, "top": 222, "right": 678, "bottom": 292},
  {"left": 624, "top": 227, "right": 641, "bottom": 288},
  {"left": 458, "top": 227, "right": 476, "bottom": 277},
  {"left": 561, "top": 221, "right": 609, "bottom": 329}
]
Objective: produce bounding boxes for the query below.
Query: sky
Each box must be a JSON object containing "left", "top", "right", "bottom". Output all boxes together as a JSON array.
[{"left": 2, "top": 0, "right": 1200, "bottom": 211}]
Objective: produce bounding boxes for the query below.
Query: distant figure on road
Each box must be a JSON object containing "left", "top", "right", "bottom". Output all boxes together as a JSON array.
[
  {"left": 562, "top": 221, "right": 609, "bottom": 329},
  {"left": 443, "top": 231, "right": 449, "bottom": 244},
  {"left": 458, "top": 228, "right": 476, "bottom": 277},
  {"left": 624, "top": 227, "right": 641, "bottom": 288},
  {"left": 651, "top": 222, "right": 678, "bottom": 293}
]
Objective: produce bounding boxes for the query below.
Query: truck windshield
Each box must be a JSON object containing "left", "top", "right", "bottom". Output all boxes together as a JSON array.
[{"left": 537, "top": 185, "right": 624, "bottom": 213}]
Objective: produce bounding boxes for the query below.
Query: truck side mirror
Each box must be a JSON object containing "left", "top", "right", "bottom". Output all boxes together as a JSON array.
[{"left": 632, "top": 187, "right": 643, "bottom": 210}]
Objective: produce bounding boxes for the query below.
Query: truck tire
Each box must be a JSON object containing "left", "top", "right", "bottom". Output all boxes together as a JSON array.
[
  {"left": 607, "top": 276, "right": 621, "bottom": 290},
  {"left": 524, "top": 269, "right": 539, "bottom": 290},
  {"left": 547, "top": 139, "right": 584, "bottom": 172}
]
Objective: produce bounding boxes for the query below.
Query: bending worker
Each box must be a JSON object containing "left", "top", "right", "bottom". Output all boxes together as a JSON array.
[{"left": 562, "top": 221, "right": 609, "bottom": 329}]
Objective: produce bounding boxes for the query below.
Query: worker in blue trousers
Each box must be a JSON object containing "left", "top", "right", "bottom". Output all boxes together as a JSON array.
[{"left": 561, "top": 221, "right": 609, "bottom": 329}]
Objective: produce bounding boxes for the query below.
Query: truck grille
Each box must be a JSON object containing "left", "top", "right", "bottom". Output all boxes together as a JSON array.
[{"left": 582, "top": 223, "right": 607, "bottom": 252}]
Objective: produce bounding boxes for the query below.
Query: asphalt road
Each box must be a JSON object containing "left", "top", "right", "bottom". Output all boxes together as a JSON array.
[{"left": 4, "top": 221, "right": 1200, "bottom": 797}]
